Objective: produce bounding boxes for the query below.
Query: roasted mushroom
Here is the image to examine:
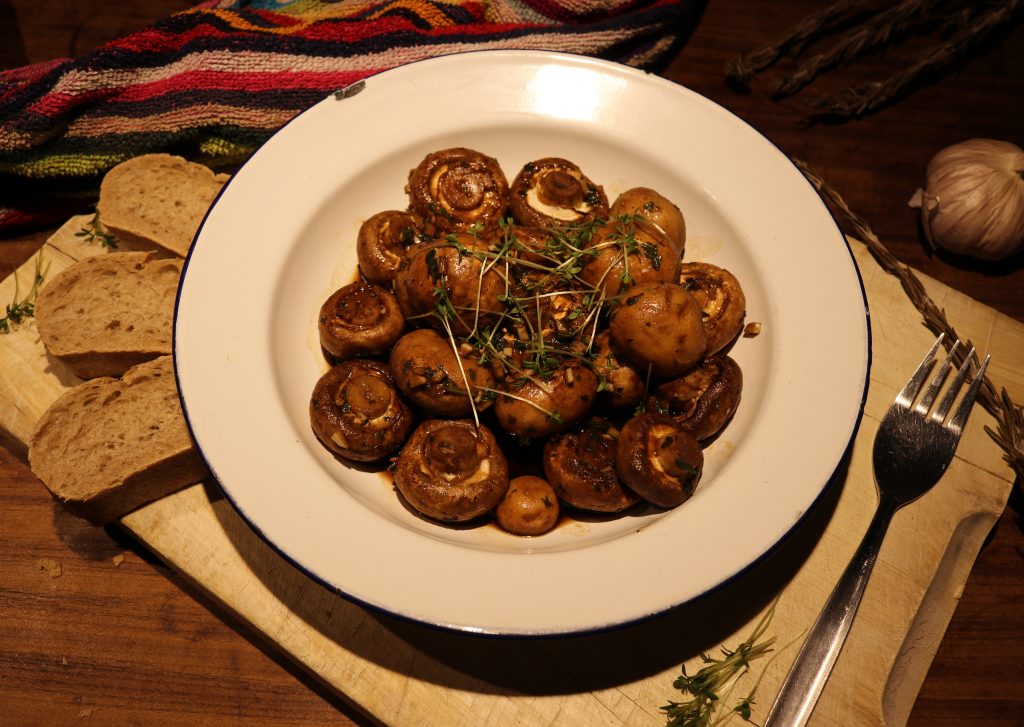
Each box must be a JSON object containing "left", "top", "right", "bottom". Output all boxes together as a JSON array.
[
  {"left": 389, "top": 328, "right": 496, "bottom": 417},
  {"left": 509, "top": 225, "right": 558, "bottom": 267},
  {"left": 394, "top": 419, "right": 509, "bottom": 522},
  {"left": 544, "top": 417, "right": 639, "bottom": 513},
  {"left": 615, "top": 413, "right": 703, "bottom": 508},
  {"left": 610, "top": 187, "right": 686, "bottom": 256},
  {"left": 650, "top": 355, "right": 743, "bottom": 441},
  {"left": 509, "top": 158, "right": 608, "bottom": 229},
  {"left": 309, "top": 359, "right": 414, "bottom": 462},
  {"left": 494, "top": 359, "right": 598, "bottom": 439},
  {"left": 394, "top": 235, "right": 505, "bottom": 337},
  {"left": 356, "top": 210, "right": 429, "bottom": 285},
  {"left": 406, "top": 147, "right": 509, "bottom": 233},
  {"left": 678, "top": 262, "right": 746, "bottom": 355},
  {"left": 592, "top": 331, "right": 644, "bottom": 411},
  {"left": 608, "top": 282, "right": 708, "bottom": 378},
  {"left": 495, "top": 475, "right": 561, "bottom": 536},
  {"left": 579, "top": 217, "right": 680, "bottom": 298},
  {"left": 318, "top": 281, "right": 405, "bottom": 361}
]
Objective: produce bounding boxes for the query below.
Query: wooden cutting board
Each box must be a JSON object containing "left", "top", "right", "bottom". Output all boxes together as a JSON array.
[{"left": 1, "top": 215, "right": 1018, "bottom": 726}]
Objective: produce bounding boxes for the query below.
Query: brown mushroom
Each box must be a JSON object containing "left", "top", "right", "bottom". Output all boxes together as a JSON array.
[
  {"left": 509, "top": 225, "right": 558, "bottom": 267},
  {"left": 394, "top": 419, "right": 509, "bottom": 523},
  {"left": 608, "top": 282, "right": 707, "bottom": 378},
  {"left": 592, "top": 331, "right": 644, "bottom": 411},
  {"left": 544, "top": 417, "right": 639, "bottom": 513},
  {"left": 578, "top": 217, "right": 680, "bottom": 298},
  {"left": 389, "top": 328, "right": 496, "bottom": 416},
  {"left": 393, "top": 234, "right": 505, "bottom": 337},
  {"left": 356, "top": 210, "right": 429, "bottom": 285},
  {"left": 495, "top": 475, "right": 561, "bottom": 536},
  {"left": 309, "top": 359, "right": 414, "bottom": 462},
  {"left": 678, "top": 262, "right": 746, "bottom": 355},
  {"left": 649, "top": 355, "right": 743, "bottom": 441},
  {"left": 318, "top": 281, "right": 405, "bottom": 361},
  {"left": 509, "top": 158, "right": 608, "bottom": 229},
  {"left": 494, "top": 358, "right": 598, "bottom": 439},
  {"left": 610, "top": 187, "right": 686, "bottom": 256},
  {"left": 615, "top": 413, "right": 703, "bottom": 508},
  {"left": 406, "top": 147, "right": 509, "bottom": 233}
]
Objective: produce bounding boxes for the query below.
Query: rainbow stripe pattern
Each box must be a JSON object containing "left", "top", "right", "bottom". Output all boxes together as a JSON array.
[{"left": 0, "top": 0, "right": 699, "bottom": 231}]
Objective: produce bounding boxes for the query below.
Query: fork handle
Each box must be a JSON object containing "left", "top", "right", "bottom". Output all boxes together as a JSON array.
[{"left": 763, "top": 494, "right": 900, "bottom": 727}]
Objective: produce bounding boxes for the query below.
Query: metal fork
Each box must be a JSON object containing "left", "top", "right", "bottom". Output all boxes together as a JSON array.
[{"left": 763, "top": 333, "right": 990, "bottom": 727}]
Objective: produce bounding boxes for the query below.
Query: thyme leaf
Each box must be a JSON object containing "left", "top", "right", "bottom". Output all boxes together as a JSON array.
[{"left": 0, "top": 252, "right": 48, "bottom": 334}]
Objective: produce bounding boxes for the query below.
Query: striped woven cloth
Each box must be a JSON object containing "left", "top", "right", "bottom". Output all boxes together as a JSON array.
[{"left": 0, "top": 0, "right": 700, "bottom": 233}]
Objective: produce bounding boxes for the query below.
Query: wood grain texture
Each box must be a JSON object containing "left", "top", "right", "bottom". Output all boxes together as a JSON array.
[{"left": 1, "top": 0, "right": 1023, "bottom": 725}]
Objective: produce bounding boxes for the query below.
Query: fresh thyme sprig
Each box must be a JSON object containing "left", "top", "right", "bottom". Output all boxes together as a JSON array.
[
  {"left": 74, "top": 212, "right": 118, "bottom": 248},
  {"left": 0, "top": 252, "right": 48, "bottom": 334},
  {"left": 422, "top": 214, "right": 655, "bottom": 419},
  {"left": 661, "top": 602, "right": 780, "bottom": 727}
]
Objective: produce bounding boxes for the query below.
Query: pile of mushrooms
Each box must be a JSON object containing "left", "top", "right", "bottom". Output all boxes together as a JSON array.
[{"left": 310, "top": 147, "right": 748, "bottom": 536}]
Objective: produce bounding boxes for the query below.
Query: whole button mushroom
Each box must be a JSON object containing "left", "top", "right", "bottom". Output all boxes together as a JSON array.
[
  {"left": 610, "top": 187, "right": 687, "bottom": 257},
  {"left": 406, "top": 147, "right": 509, "bottom": 233},
  {"left": 509, "top": 158, "right": 608, "bottom": 229},
  {"left": 494, "top": 359, "right": 598, "bottom": 439},
  {"left": 579, "top": 217, "right": 680, "bottom": 299},
  {"left": 650, "top": 355, "right": 743, "bottom": 442},
  {"left": 678, "top": 262, "right": 747, "bottom": 355},
  {"left": 394, "top": 235, "right": 505, "bottom": 338},
  {"left": 389, "top": 328, "right": 496, "bottom": 417},
  {"left": 356, "top": 210, "right": 429, "bottom": 286},
  {"left": 395, "top": 419, "right": 509, "bottom": 523},
  {"left": 495, "top": 475, "right": 561, "bottom": 536},
  {"left": 543, "top": 417, "right": 639, "bottom": 513},
  {"left": 609, "top": 282, "right": 708, "bottom": 378},
  {"left": 317, "top": 281, "right": 405, "bottom": 361},
  {"left": 309, "top": 359, "right": 414, "bottom": 462},
  {"left": 616, "top": 412, "right": 703, "bottom": 508}
]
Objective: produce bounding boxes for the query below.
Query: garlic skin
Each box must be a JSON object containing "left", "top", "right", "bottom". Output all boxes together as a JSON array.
[{"left": 909, "top": 139, "right": 1024, "bottom": 262}]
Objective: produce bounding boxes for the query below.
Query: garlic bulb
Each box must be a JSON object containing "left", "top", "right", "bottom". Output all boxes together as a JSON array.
[{"left": 908, "top": 139, "right": 1024, "bottom": 262}]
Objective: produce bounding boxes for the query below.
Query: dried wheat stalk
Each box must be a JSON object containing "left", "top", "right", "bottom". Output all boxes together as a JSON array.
[
  {"left": 793, "top": 159, "right": 1024, "bottom": 481},
  {"left": 774, "top": 0, "right": 955, "bottom": 98},
  {"left": 725, "top": 0, "right": 872, "bottom": 87},
  {"left": 812, "top": 0, "right": 1021, "bottom": 117}
]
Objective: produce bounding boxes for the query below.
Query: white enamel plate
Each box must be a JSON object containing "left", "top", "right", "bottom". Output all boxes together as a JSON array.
[{"left": 176, "top": 50, "right": 870, "bottom": 636}]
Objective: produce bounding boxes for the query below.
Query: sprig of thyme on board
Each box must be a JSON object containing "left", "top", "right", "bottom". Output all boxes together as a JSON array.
[
  {"left": 0, "top": 252, "right": 48, "bottom": 334},
  {"left": 74, "top": 212, "right": 118, "bottom": 248},
  {"left": 661, "top": 602, "right": 780, "bottom": 727}
]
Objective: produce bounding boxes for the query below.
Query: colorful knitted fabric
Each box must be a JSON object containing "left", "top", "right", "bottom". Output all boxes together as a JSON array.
[{"left": 0, "top": 0, "right": 701, "bottom": 232}]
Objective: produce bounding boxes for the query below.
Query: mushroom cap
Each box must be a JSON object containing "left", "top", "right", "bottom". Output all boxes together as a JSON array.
[
  {"left": 615, "top": 412, "right": 703, "bottom": 508},
  {"left": 609, "top": 282, "right": 707, "bottom": 378},
  {"left": 309, "top": 359, "right": 414, "bottom": 462},
  {"left": 544, "top": 417, "right": 639, "bottom": 513},
  {"left": 406, "top": 147, "right": 509, "bottom": 233},
  {"left": 394, "top": 419, "right": 510, "bottom": 522},
  {"left": 509, "top": 157, "right": 608, "bottom": 229},
  {"left": 495, "top": 475, "right": 561, "bottom": 536},
  {"left": 678, "top": 262, "right": 746, "bottom": 355},
  {"left": 610, "top": 187, "right": 686, "bottom": 256},
  {"left": 318, "top": 281, "right": 405, "bottom": 361},
  {"left": 389, "top": 328, "right": 495, "bottom": 416},
  {"left": 356, "top": 210, "right": 428, "bottom": 285}
]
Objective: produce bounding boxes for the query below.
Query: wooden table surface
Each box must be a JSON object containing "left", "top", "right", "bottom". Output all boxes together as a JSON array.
[{"left": 1, "top": 1, "right": 1022, "bottom": 725}]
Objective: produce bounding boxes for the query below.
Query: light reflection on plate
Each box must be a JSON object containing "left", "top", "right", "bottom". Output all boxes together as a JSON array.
[{"left": 175, "top": 50, "right": 869, "bottom": 636}]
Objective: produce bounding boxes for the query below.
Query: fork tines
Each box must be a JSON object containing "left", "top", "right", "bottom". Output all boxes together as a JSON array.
[{"left": 895, "top": 333, "right": 990, "bottom": 434}]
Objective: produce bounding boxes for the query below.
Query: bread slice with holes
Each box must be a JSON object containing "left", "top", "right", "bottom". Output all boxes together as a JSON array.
[
  {"left": 96, "top": 153, "right": 228, "bottom": 258},
  {"left": 35, "top": 252, "right": 181, "bottom": 380},
  {"left": 28, "top": 355, "right": 208, "bottom": 523}
]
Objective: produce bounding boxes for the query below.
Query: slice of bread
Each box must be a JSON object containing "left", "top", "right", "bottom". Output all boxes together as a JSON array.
[
  {"left": 96, "top": 153, "right": 228, "bottom": 258},
  {"left": 28, "top": 356, "right": 208, "bottom": 524},
  {"left": 35, "top": 252, "right": 181, "bottom": 380}
]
